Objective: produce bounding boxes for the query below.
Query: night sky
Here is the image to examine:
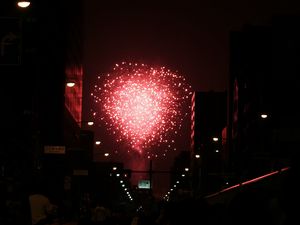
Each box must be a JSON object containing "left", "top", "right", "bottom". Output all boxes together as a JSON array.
[
  {"left": 83, "top": 0, "right": 300, "bottom": 92},
  {"left": 82, "top": 0, "right": 300, "bottom": 197}
]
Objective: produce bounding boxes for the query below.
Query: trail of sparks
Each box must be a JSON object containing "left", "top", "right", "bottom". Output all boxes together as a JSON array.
[{"left": 91, "top": 62, "right": 192, "bottom": 158}]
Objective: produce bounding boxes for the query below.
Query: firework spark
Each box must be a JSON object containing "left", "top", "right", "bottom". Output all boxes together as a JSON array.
[{"left": 91, "top": 62, "right": 192, "bottom": 158}]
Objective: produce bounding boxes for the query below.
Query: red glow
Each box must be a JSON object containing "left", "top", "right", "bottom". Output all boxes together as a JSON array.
[
  {"left": 205, "top": 167, "right": 290, "bottom": 199},
  {"left": 91, "top": 62, "right": 192, "bottom": 158},
  {"left": 65, "top": 65, "right": 83, "bottom": 125}
]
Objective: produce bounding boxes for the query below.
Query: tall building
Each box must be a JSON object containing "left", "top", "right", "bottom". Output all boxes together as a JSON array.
[
  {"left": 228, "top": 15, "right": 300, "bottom": 183},
  {"left": 0, "top": 1, "right": 86, "bottom": 222},
  {"left": 191, "top": 91, "right": 227, "bottom": 196}
]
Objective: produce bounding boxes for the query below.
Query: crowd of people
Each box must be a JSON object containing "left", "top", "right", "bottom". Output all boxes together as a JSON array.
[{"left": 1, "top": 164, "right": 298, "bottom": 225}]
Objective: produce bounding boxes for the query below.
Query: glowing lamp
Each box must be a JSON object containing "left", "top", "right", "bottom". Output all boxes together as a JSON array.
[
  {"left": 213, "top": 137, "right": 219, "bottom": 142},
  {"left": 261, "top": 114, "right": 268, "bottom": 119},
  {"left": 66, "top": 81, "right": 75, "bottom": 87},
  {"left": 17, "top": 1, "right": 31, "bottom": 8}
]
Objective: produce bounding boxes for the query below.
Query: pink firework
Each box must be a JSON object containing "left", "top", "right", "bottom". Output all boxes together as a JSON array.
[{"left": 91, "top": 62, "right": 192, "bottom": 158}]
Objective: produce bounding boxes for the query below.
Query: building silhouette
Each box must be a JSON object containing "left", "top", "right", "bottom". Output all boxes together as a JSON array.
[
  {"left": 1, "top": 3, "right": 136, "bottom": 221},
  {"left": 0, "top": 1, "right": 90, "bottom": 223},
  {"left": 227, "top": 15, "right": 300, "bottom": 183},
  {"left": 188, "top": 15, "right": 300, "bottom": 200},
  {"left": 190, "top": 91, "right": 227, "bottom": 196}
]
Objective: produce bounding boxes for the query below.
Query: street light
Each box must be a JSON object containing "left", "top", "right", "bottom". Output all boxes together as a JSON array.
[
  {"left": 17, "top": 1, "right": 31, "bottom": 8},
  {"left": 79, "top": 121, "right": 104, "bottom": 147},
  {"left": 66, "top": 81, "right": 75, "bottom": 87},
  {"left": 260, "top": 113, "right": 268, "bottom": 119},
  {"left": 79, "top": 120, "right": 94, "bottom": 127},
  {"left": 212, "top": 137, "right": 219, "bottom": 142}
]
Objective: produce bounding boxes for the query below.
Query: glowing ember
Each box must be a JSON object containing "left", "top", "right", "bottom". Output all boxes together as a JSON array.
[{"left": 91, "top": 62, "right": 192, "bottom": 158}]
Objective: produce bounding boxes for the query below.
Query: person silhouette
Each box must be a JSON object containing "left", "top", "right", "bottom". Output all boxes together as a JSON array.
[{"left": 28, "top": 182, "right": 57, "bottom": 225}]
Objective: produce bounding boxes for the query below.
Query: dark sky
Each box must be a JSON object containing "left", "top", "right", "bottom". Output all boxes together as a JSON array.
[
  {"left": 82, "top": 0, "right": 300, "bottom": 198},
  {"left": 83, "top": 0, "right": 300, "bottom": 92}
]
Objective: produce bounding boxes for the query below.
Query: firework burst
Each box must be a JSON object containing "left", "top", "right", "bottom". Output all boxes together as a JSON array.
[{"left": 91, "top": 62, "right": 192, "bottom": 158}]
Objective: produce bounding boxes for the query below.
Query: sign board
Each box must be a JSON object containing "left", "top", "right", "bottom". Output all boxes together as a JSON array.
[
  {"left": 0, "top": 17, "right": 21, "bottom": 65},
  {"left": 44, "top": 145, "right": 66, "bottom": 154},
  {"left": 138, "top": 180, "right": 151, "bottom": 189}
]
